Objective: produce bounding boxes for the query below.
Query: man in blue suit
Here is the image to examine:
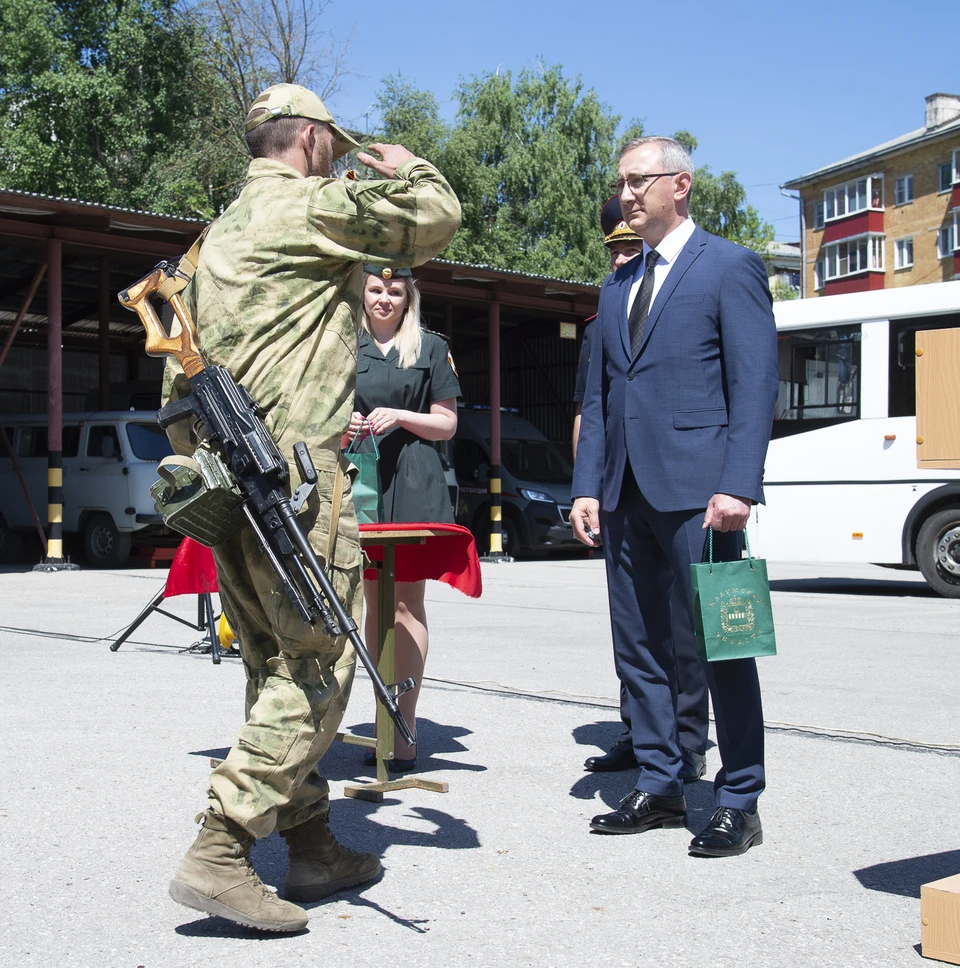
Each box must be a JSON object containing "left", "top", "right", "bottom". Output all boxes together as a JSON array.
[
  {"left": 575, "top": 197, "right": 708, "bottom": 783},
  {"left": 570, "top": 136, "right": 778, "bottom": 857}
]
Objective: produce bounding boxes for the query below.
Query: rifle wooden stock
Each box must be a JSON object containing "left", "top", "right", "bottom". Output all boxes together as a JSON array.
[{"left": 118, "top": 267, "right": 206, "bottom": 378}]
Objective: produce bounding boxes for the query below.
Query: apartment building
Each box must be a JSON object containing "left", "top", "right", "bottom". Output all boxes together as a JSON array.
[{"left": 782, "top": 93, "right": 960, "bottom": 297}]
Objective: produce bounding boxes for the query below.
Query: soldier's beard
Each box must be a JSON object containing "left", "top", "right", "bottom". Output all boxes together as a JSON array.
[{"left": 309, "top": 140, "right": 334, "bottom": 178}]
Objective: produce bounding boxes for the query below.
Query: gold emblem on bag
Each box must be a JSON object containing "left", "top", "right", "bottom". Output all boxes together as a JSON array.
[{"left": 718, "top": 594, "right": 756, "bottom": 635}]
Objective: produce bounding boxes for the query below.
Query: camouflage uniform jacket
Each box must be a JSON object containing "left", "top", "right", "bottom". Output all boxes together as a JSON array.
[{"left": 163, "top": 156, "right": 461, "bottom": 567}]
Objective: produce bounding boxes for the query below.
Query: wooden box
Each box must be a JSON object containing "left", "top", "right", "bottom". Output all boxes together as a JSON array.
[{"left": 922, "top": 873, "right": 960, "bottom": 964}]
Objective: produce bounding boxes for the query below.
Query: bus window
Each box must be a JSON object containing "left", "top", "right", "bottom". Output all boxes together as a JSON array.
[
  {"left": 888, "top": 312, "right": 960, "bottom": 417},
  {"left": 773, "top": 325, "right": 860, "bottom": 438}
]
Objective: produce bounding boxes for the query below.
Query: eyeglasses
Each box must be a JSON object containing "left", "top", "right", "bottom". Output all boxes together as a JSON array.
[{"left": 614, "top": 172, "right": 680, "bottom": 196}]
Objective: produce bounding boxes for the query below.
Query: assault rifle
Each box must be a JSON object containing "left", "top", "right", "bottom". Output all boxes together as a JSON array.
[{"left": 118, "top": 261, "right": 416, "bottom": 748}]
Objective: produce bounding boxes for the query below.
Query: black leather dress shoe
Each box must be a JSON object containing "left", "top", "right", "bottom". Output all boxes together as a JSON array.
[
  {"left": 583, "top": 740, "right": 638, "bottom": 772},
  {"left": 689, "top": 806, "right": 763, "bottom": 857},
  {"left": 590, "top": 790, "right": 687, "bottom": 834},
  {"left": 680, "top": 747, "right": 706, "bottom": 781}
]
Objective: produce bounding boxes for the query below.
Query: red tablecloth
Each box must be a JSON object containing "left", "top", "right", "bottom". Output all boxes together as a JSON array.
[
  {"left": 162, "top": 526, "right": 483, "bottom": 601},
  {"left": 360, "top": 522, "right": 483, "bottom": 598},
  {"left": 163, "top": 537, "right": 219, "bottom": 598}
]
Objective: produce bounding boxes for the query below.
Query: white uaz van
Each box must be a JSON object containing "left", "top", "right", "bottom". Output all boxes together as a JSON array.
[{"left": 0, "top": 411, "right": 174, "bottom": 566}]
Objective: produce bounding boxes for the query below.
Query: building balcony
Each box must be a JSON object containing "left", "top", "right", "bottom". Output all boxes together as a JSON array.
[{"left": 823, "top": 210, "right": 884, "bottom": 243}]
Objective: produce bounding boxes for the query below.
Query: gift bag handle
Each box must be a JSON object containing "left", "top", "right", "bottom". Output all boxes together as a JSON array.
[
  {"left": 705, "top": 525, "right": 753, "bottom": 573},
  {"left": 344, "top": 419, "right": 379, "bottom": 459}
]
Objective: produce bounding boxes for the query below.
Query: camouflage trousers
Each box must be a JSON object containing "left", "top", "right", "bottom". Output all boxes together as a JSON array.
[{"left": 207, "top": 451, "right": 362, "bottom": 841}]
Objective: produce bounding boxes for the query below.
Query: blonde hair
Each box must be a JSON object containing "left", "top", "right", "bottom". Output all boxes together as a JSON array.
[{"left": 360, "top": 272, "right": 423, "bottom": 369}]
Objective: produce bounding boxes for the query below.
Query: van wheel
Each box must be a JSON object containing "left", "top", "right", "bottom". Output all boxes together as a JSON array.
[
  {"left": 0, "top": 514, "right": 22, "bottom": 564},
  {"left": 916, "top": 508, "right": 960, "bottom": 598},
  {"left": 83, "top": 513, "right": 131, "bottom": 568}
]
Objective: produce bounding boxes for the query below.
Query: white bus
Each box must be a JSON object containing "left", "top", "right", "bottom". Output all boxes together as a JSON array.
[{"left": 754, "top": 280, "right": 960, "bottom": 597}]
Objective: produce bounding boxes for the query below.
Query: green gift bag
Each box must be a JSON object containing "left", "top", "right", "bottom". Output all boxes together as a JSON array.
[
  {"left": 690, "top": 527, "right": 777, "bottom": 662},
  {"left": 344, "top": 421, "right": 382, "bottom": 525}
]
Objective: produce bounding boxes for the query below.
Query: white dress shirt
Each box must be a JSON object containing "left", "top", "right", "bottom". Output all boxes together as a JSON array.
[{"left": 627, "top": 217, "right": 696, "bottom": 314}]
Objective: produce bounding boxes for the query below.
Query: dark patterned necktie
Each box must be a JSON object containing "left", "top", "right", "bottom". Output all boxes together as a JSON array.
[{"left": 628, "top": 248, "right": 660, "bottom": 355}]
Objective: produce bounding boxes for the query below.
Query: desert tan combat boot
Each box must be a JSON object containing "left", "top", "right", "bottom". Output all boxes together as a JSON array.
[
  {"left": 281, "top": 811, "right": 382, "bottom": 902},
  {"left": 169, "top": 809, "right": 308, "bottom": 932}
]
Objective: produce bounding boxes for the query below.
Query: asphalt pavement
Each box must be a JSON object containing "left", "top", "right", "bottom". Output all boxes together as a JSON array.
[{"left": 0, "top": 556, "right": 957, "bottom": 968}]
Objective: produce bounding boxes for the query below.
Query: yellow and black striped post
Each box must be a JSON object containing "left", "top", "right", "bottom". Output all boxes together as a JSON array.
[
  {"left": 34, "top": 238, "right": 78, "bottom": 573},
  {"left": 488, "top": 464, "right": 503, "bottom": 553},
  {"left": 484, "top": 300, "right": 512, "bottom": 561},
  {"left": 46, "top": 452, "right": 64, "bottom": 561}
]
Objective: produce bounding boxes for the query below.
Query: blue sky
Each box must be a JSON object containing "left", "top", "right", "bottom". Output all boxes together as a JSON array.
[{"left": 319, "top": 0, "right": 952, "bottom": 242}]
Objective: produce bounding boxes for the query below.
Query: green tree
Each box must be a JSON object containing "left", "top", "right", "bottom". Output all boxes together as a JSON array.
[
  {"left": 374, "top": 73, "right": 774, "bottom": 281},
  {"left": 376, "top": 64, "right": 618, "bottom": 283},
  {"left": 190, "top": 0, "right": 354, "bottom": 130},
  {"left": 374, "top": 73, "right": 446, "bottom": 161},
  {"left": 0, "top": 0, "right": 244, "bottom": 216},
  {"left": 771, "top": 279, "right": 800, "bottom": 301}
]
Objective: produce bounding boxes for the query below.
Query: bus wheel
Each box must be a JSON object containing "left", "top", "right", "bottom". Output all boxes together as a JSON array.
[
  {"left": 83, "top": 513, "right": 132, "bottom": 568},
  {"left": 916, "top": 508, "right": 960, "bottom": 598}
]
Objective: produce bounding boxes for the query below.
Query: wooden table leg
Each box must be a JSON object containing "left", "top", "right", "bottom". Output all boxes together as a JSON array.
[{"left": 344, "top": 542, "right": 448, "bottom": 801}]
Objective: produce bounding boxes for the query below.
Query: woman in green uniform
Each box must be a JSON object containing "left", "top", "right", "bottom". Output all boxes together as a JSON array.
[{"left": 345, "top": 265, "right": 461, "bottom": 771}]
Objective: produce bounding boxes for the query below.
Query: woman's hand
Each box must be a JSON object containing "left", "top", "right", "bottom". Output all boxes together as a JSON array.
[
  {"left": 366, "top": 407, "right": 403, "bottom": 435},
  {"left": 340, "top": 411, "right": 367, "bottom": 450}
]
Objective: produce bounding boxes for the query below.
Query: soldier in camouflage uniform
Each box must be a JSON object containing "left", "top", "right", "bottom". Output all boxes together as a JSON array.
[{"left": 164, "top": 83, "right": 461, "bottom": 933}]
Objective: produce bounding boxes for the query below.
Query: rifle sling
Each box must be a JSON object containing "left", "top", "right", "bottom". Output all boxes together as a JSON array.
[
  {"left": 157, "top": 220, "right": 215, "bottom": 302},
  {"left": 326, "top": 460, "right": 345, "bottom": 566}
]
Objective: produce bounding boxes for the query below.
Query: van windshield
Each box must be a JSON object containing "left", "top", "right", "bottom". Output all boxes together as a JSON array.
[
  {"left": 498, "top": 438, "right": 572, "bottom": 483},
  {"left": 126, "top": 422, "right": 175, "bottom": 460}
]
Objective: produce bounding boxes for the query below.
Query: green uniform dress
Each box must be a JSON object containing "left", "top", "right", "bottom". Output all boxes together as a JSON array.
[
  {"left": 162, "top": 157, "right": 460, "bottom": 839},
  {"left": 355, "top": 331, "right": 461, "bottom": 523}
]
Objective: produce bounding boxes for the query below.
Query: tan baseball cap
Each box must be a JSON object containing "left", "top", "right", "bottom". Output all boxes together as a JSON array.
[{"left": 245, "top": 83, "right": 360, "bottom": 160}]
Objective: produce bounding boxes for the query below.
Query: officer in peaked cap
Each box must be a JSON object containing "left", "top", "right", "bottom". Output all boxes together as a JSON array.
[
  {"left": 600, "top": 194, "right": 644, "bottom": 266},
  {"left": 245, "top": 83, "right": 360, "bottom": 160},
  {"left": 574, "top": 197, "right": 644, "bottom": 455}
]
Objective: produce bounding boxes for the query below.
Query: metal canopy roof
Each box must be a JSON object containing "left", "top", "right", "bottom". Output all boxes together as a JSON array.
[{"left": 0, "top": 187, "right": 599, "bottom": 354}]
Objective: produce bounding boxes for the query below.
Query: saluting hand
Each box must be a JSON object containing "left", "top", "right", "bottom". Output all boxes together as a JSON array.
[{"left": 358, "top": 143, "right": 418, "bottom": 179}]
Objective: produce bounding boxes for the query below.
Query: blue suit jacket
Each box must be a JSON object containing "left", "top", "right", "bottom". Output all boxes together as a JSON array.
[{"left": 572, "top": 225, "right": 778, "bottom": 513}]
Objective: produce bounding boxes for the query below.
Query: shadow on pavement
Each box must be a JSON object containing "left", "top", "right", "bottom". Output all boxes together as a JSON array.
[
  {"left": 572, "top": 720, "right": 626, "bottom": 754},
  {"left": 175, "top": 916, "right": 308, "bottom": 938},
  {"left": 322, "top": 717, "right": 487, "bottom": 781},
  {"left": 770, "top": 576, "right": 938, "bottom": 598},
  {"left": 190, "top": 747, "right": 231, "bottom": 761},
  {"left": 854, "top": 849, "right": 960, "bottom": 898},
  {"left": 245, "top": 800, "right": 481, "bottom": 899}
]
